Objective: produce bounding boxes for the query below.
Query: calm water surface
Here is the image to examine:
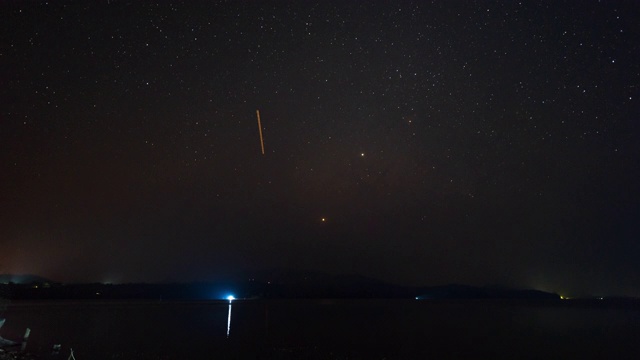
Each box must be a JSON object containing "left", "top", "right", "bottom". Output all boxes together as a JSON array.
[{"left": 1, "top": 299, "right": 639, "bottom": 359}]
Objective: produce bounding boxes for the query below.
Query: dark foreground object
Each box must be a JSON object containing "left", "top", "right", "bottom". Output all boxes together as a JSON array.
[{"left": 0, "top": 351, "right": 37, "bottom": 360}]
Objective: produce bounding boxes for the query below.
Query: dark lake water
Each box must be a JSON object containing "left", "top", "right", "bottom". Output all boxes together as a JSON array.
[{"left": 1, "top": 299, "right": 639, "bottom": 359}]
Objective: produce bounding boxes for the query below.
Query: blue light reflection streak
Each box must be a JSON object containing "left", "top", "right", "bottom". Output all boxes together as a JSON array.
[{"left": 226, "top": 299, "right": 233, "bottom": 337}]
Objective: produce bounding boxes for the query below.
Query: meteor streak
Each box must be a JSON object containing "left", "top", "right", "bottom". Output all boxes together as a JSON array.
[{"left": 256, "top": 109, "right": 265, "bottom": 155}]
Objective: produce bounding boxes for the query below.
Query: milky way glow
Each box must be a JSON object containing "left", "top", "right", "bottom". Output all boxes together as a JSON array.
[{"left": 1, "top": 0, "right": 638, "bottom": 297}]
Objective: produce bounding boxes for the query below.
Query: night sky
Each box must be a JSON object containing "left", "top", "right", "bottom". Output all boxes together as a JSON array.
[{"left": 2, "top": 1, "right": 639, "bottom": 297}]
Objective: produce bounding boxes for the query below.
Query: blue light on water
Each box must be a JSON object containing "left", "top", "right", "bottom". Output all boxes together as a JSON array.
[{"left": 226, "top": 301, "right": 233, "bottom": 337}]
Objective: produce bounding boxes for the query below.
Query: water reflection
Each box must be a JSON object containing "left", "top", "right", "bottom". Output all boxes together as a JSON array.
[{"left": 226, "top": 300, "right": 233, "bottom": 337}]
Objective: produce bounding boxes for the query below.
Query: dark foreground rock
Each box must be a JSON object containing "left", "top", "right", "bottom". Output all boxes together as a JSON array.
[{"left": 0, "top": 350, "right": 38, "bottom": 360}]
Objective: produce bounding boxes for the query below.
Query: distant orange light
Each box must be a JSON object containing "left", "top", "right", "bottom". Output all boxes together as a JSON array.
[{"left": 321, "top": 218, "right": 326, "bottom": 222}]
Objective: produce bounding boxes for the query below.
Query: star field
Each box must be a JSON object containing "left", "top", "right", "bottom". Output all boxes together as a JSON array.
[{"left": 1, "top": 1, "right": 639, "bottom": 296}]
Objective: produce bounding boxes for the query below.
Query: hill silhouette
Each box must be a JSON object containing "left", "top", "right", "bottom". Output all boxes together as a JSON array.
[{"left": 0, "top": 270, "right": 560, "bottom": 300}]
